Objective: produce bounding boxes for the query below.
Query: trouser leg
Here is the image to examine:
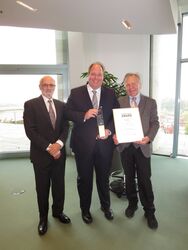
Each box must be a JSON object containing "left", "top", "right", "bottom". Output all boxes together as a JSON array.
[
  {"left": 94, "top": 144, "right": 113, "bottom": 209},
  {"left": 33, "top": 163, "right": 51, "bottom": 219},
  {"left": 51, "top": 157, "right": 66, "bottom": 215},
  {"left": 135, "top": 148, "right": 155, "bottom": 214},
  {"left": 121, "top": 146, "right": 138, "bottom": 206},
  {"left": 74, "top": 153, "right": 94, "bottom": 212}
]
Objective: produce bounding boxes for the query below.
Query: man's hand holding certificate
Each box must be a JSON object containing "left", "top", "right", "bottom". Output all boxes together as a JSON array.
[{"left": 113, "top": 107, "right": 144, "bottom": 143}]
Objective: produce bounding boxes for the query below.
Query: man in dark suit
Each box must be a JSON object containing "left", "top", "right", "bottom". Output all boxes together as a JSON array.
[
  {"left": 23, "top": 76, "right": 71, "bottom": 236},
  {"left": 65, "top": 62, "right": 119, "bottom": 223},
  {"left": 113, "top": 73, "right": 159, "bottom": 229}
]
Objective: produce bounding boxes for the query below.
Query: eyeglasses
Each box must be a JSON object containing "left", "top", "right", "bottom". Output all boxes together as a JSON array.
[
  {"left": 41, "top": 84, "right": 56, "bottom": 88},
  {"left": 125, "top": 82, "right": 139, "bottom": 89}
]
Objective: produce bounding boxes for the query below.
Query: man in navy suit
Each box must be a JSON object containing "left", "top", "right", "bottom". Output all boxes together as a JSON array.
[
  {"left": 23, "top": 76, "right": 71, "bottom": 235},
  {"left": 65, "top": 62, "right": 119, "bottom": 223},
  {"left": 113, "top": 73, "right": 159, "bottom": 230}
]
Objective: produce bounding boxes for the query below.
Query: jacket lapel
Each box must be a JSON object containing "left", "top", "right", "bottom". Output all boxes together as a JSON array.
[
  {"left": 84, "top": 84, "right": 93, "bottom": 108},
  {"left": 54, "top": 99, "right": 63, "bottom": 130},
  {"left": 99, "top": 87, "right": 105, "bottom": 108},
  {"left": 138, "top": 94, "right": 146, "bottom": 117}
]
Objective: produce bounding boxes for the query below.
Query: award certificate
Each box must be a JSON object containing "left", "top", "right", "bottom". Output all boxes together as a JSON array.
[{"left": 113, "top": 108, "right": 144, "bottom": 143}]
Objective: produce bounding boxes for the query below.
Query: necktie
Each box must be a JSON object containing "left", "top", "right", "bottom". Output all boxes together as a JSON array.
[
  {"left": 92, "top": 90, "right": 98, "bottom": 109},
  {"left": 131, "top": 97, "right": 137, "bottom": 108},
  {"left": 48, "top": 99, "right": 56, "bottom": 129}
]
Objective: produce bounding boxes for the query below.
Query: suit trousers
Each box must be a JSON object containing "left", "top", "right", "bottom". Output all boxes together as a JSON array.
[
  {"left": 74, "top": 141, "right": 113, "bottom": 213},
  {"left": 121, "top": 144, "right": 155, "bottom": 214},
  {"left": 33, "top": 157, "right": 66, "bottom": 219}
]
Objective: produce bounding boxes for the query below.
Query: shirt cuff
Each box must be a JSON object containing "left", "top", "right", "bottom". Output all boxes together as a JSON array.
[
  {"left": 46, "top": 143, "right": 51, "bottom": 151},
  {"left": 56, "top": 139, "right": 64, "bottom": 148}
]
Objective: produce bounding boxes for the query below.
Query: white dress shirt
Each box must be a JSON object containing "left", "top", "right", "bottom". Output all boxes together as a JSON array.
[{"left": 87, "top": 84, "right": 101, "bottom": 108}]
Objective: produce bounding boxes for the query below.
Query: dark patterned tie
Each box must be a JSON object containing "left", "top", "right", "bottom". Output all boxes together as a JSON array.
[
  {"left": 48, "top": 99, "right": 56, "bottom": 129},
  {"left": 92, "top": 90, "right": 98, "bottom": 109}
]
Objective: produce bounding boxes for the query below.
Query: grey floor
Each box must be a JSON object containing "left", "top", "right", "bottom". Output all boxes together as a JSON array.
[{"left": 0, "top": 155, "right": 188, "bottom": 250}]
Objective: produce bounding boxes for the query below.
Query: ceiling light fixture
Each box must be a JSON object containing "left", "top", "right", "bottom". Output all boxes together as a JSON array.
[
  {"left": 121, "top": 20, "right": 132, "bottom": 30},
  {"left": 16, "top": 1, "right": 38, "bottom": 12}
]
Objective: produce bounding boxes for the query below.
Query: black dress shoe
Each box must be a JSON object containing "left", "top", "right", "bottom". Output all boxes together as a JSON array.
[
  {"left": 38, "top": 219, "right": 48, "bottom": 236},
  {"left": 53, "top": 213, "right": 71, "bottom": 224},
  {"left": 82, "top": 211, "right": 93, "bottom": 224},
  {"left": 145, "top": 213, "right": 158, "bottom": 229},
  {"left": 125, "top": 205, "right": 138, "bottom": 218},
  {"left": 101, "top": 207, "right": 114, "bottom": 220}
]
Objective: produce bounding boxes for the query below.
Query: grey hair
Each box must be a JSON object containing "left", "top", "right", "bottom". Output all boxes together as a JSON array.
[
  {"left": 123, "top": 73, "right": 141, "bottom": 83},
  {"left": 39, "top": 75, "right": 55, "bottom": 86}
]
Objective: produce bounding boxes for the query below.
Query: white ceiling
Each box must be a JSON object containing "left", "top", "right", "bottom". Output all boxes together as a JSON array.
[{"left": 0, "top": 0, "right": 188, "bottom": 34}]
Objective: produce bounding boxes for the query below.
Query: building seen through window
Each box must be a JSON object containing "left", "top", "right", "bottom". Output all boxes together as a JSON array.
[
  {"left": 0, "top": 27, "right": 68, "bottom": 156},
  {"left": 152, "top": 14, "right": 188, "bottom": 157}
]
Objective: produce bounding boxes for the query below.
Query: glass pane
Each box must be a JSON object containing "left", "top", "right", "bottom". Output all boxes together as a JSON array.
[
  {"left": 0, "top": 27, "right": 57, "bottom": 64},
  {"left": 182, "top": 14, "right": 188, "bottom": 59},
  {"left": 151, "top": 35, "right": 177, "bottom": 155},
  {"left": 0, "top": 75, "right": 61, "bottom": 153},
  {"left": 178, "top": 63, "right": 188, "bottom": 156}
]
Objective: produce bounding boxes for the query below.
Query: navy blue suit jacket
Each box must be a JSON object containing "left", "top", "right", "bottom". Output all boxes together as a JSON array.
[{"left": 65, "top": 84, "right": 119, "bottom": 155}]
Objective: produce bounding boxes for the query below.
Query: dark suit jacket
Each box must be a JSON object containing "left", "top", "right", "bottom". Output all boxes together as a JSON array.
[
  {"left": 117, "top": 94, "right": 159, "bottom": 157},
  {"left": 65, "top": 84, "right": 119, "bottom": 155},
  {"left": 23, "top": 95, "right": 69, "bottom": 166}
]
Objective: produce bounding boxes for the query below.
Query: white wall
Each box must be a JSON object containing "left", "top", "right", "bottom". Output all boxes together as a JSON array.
[{"left": 68, "top": 32, "right": 150, "bottom": 95}]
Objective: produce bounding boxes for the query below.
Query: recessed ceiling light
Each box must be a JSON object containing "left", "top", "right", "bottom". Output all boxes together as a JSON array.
[
  {"left": 16, "top": 1, "right": 38, "bottom": 12},
  {"left": 122, "top": 20, "right": 132, "bottom": 30}
]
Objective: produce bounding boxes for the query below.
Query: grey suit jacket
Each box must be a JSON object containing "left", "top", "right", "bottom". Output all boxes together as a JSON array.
[{"left": 117, "top": 94, "right": 159, "bottom": 158}]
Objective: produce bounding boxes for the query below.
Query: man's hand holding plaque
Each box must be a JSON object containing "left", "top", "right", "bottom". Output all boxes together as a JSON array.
[
  {"left": 84, "top": 106, "right": 111, "bottom": 140},
  {"left": 95, "top": 106, "right": 110, "bottom": 140}
]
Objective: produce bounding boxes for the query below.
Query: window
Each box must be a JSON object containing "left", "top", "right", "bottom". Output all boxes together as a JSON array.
[
  {"left": 178, "top": 14, "right": 188, "bottom": 156},
  {"left": 151, "top": 34, "right": 177, "bottom": 156},
  {"left": 151, "top": 13, "right": 188, "bottom": 157},
  {"left": 0, "top": 27, "right": 57, "bottom": 64},
  {"left": 0, "top": 27, "right": 68, "bottom": 157},
  {"left": 182, "top": 14, "right": 188, "bottom": 59}
]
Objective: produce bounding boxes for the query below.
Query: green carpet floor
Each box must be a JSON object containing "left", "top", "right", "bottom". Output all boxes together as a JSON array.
[{"left": 0, "top": 155, "right": 188, "bottom": 250}]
